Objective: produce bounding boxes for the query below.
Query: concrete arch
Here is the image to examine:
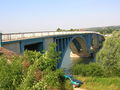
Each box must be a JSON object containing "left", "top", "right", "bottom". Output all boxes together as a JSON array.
[
  {"left": 67, "top": 36, "right": 89, "bottom": 57},
  {"left": 60, "top": 36, "right": 90, "bottom": 68}
]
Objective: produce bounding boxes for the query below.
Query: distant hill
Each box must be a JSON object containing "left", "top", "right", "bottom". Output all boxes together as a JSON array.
[
  {"left": 83, "top": 25, "right": 120, "bottom": 34},
  {"left": 84, "top": 25, "right": 120, "bottom": 31}
]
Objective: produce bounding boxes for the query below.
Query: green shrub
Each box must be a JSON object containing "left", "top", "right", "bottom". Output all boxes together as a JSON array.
[
  {"left": 32, "top": 69, "right": 65, "bottom": 90},
  {"left": 23, "top": 50, "right": 42, "bottom": 64},
  {"left": 96, "top": 31, "right": 120, "bottom": 77},
  {"left": 72, "top": 63, "right": 105, "bottom": 77},
  {"left": 0, "top": 56, "right": 23, "bottom": 90}
]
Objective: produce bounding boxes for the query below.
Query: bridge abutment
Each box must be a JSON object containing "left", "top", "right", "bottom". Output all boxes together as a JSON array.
[{"left": 3, "top": 42, "right": 21, "bottom": 54}]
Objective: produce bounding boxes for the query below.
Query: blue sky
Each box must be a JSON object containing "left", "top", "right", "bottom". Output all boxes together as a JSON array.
[{"left": 0, "top": 0, "right": 120, "bottom": 33}]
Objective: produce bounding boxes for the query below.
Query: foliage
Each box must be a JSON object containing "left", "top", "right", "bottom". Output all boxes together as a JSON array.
[
  {"left": 0, "top": 56, "right": 23, "bottom": 90},
  {"left": 56, "top": 28, "right": 80, "bottom": 32},
  {"left": 23, "top": 50, "right": 42, "bottom": 64},
  {"left": 0, "top": 43, "right": 65, "bottom": 90},
  {"left": 96, "top": 31, "right": 120, "bottom": 76},
  {"left": 76, "top": 76, "right": 120, "bottom": 90},
  {"left": 41, "top": 43, "right": 60, "bottom": 70},
  {"left": 64, "top": 80, "right": 73, "bottom": 90},
  {"left": 85, "top": 25, "right": 120, "bottom": 34},
  {"left": 71, "top": 63, "right": 105, "bottom": 77},
  {"left": 97, "top": 28, "right": 119, "bottom": 34},
  {"left": 32, "top": 69, "right": 65, "bottom": 90}
]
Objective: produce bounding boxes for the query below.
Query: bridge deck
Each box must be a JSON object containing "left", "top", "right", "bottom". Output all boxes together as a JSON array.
[{"left": 2, "top": 31, "right": 99, "bottom": 42}]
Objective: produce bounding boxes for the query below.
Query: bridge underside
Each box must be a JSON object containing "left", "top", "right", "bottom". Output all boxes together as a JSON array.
[
  {"left": 69, "top": 37, "right": 89, "bottom": 57},
  {"left": 24, "top": 42, "right": 43, "bottom": 52}
]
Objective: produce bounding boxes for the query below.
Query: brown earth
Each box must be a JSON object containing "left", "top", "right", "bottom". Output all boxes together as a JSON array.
[
  {"left": 0, "top": 47, "right": 16, "bottom": 56},
  {"left": 0, "top": 47, "right": 17, "bottom": 63}
]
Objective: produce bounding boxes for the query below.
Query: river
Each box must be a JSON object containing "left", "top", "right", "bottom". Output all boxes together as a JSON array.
[{"left": 61, "top": 46, "right": 95, "bottom": 73}]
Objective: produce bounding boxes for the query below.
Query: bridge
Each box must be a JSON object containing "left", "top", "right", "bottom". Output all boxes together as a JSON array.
[{"left": 0, "top": 31, "right": 104, "bottom": 67}]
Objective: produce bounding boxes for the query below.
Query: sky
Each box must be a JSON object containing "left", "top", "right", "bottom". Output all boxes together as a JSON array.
[{"left": 0, "top": 0, "right": 120, "bottom": 33}]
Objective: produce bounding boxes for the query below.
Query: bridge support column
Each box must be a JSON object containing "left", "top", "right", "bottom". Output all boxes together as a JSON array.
[
  {"left": 92, "top": 34, "right": 100, "bottom": 50},
  {"left": 61, "top": 38, "right": 64, "bottom": 52},
  {"left": 83, "top": 34, "right": 92, "bottom": 50},
  {"left": 43, "top": 38, "right": 54, "bottom": 50}
]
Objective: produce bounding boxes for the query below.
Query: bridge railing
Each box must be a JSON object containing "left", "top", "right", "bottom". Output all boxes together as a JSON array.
[{"left": 2, "top": 31, "right": 98, "bottom": 41}]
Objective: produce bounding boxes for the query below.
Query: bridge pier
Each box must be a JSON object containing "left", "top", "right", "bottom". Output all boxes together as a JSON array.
[{"left": 43, "top": 38, "right": 54, "bottom": 51}]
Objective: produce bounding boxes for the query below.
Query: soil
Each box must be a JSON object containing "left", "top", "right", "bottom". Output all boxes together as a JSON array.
[{"left": 0, "top": 47, "right": 16, "bottom": 60}]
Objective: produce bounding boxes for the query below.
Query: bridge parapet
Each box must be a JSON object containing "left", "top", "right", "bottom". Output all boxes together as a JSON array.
[{"left": 2, "top": 31, "right": 99, "bottom": 42}]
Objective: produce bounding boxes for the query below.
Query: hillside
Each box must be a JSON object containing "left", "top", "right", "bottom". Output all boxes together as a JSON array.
[
  {"left": 82, "top": 25, "right": 120, "bottom": 34},
  {"left": 84, "top": 25, "right": 120, "bottom": 31}
]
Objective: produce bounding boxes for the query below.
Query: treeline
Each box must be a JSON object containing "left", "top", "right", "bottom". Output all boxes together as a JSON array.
[
  {"left": 56, "top": 28, "right": 80, "bottom": 32},
  {"left": 85, "top": 25, "right": 120, "bottom": 34},
  {"left": 95, "top": 28, "right": 119, "bottom": 34}
]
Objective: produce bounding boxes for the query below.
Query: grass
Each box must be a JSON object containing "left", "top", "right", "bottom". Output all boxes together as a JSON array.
[
  {"left": 74, "top": 76, "right": 120, "bottom": 90},
  {"left": 64, "top": 80, "right": 73, "bottom": 90}
]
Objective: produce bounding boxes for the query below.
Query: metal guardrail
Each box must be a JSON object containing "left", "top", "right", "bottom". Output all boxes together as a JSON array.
[{"left": 2, "top": 31, "right": 99, "bottom": 41}]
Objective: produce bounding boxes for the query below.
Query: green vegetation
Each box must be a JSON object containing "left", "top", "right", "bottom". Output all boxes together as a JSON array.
[
  {"left": 76, "top": 76, "right": 120, "bottom": 90},
  {"left": 72, "top": 63, "right": 105, "bottom": 77},
  {"left": 57, "top": 28, "right": 80, "bottom": 32},
  {"left": 96, "top": 28, "right": 118, "bottom": 34},
  {"left": 96, "top": 31, "right": 120, "bottom": 77},
  {"left": 85, "top": 25, "right": 120, "bottom": 34},
  {"left": 0, "top": 43, "right": 68, "bottom": 90}
]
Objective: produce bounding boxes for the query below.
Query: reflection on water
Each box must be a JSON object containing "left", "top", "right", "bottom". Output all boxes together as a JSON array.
[
  {"left": 72, "top": 57, "right": 95, "bottom": 65},
  {"left": 61, "top": 46, "right": 95, "bottom": 71}
]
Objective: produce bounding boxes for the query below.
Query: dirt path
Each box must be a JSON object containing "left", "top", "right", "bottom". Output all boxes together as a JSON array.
[
  {"left": 73, "top": 86, "right": 86, "bottom": 90},
  {"left": 73, "top": 88, "right": 86, "bottom": 90}
]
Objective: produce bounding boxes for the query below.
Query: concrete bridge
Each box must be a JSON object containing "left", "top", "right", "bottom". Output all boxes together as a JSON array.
[{"left": 0, "top": 31, "right": 104, "bottom": 67}]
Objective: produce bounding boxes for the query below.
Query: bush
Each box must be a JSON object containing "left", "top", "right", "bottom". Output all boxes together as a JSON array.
[
  {"left": 32, "top": 69, "right": 65, "bottom": 90},
  {"left": 72, "top": 63, "right": 105, "bottom": 77},
  {"left": 96, "top": 31, "right": 120, "bottom": 77},
  {"left": 0, "top": 56, "right": 23, "bottom": 90}
]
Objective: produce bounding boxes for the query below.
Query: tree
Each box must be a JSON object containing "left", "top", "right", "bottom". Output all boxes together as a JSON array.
[
  {"left": 96, "top": 31, "right": 120, "bottom": 76},
  {"left": 57, "top": 28, "right": 62, "bottom": 32}
]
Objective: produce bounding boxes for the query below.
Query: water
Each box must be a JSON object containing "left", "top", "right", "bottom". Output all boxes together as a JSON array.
[{"left": 61, "top": 46, "right": 94, "bottom": 73}]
